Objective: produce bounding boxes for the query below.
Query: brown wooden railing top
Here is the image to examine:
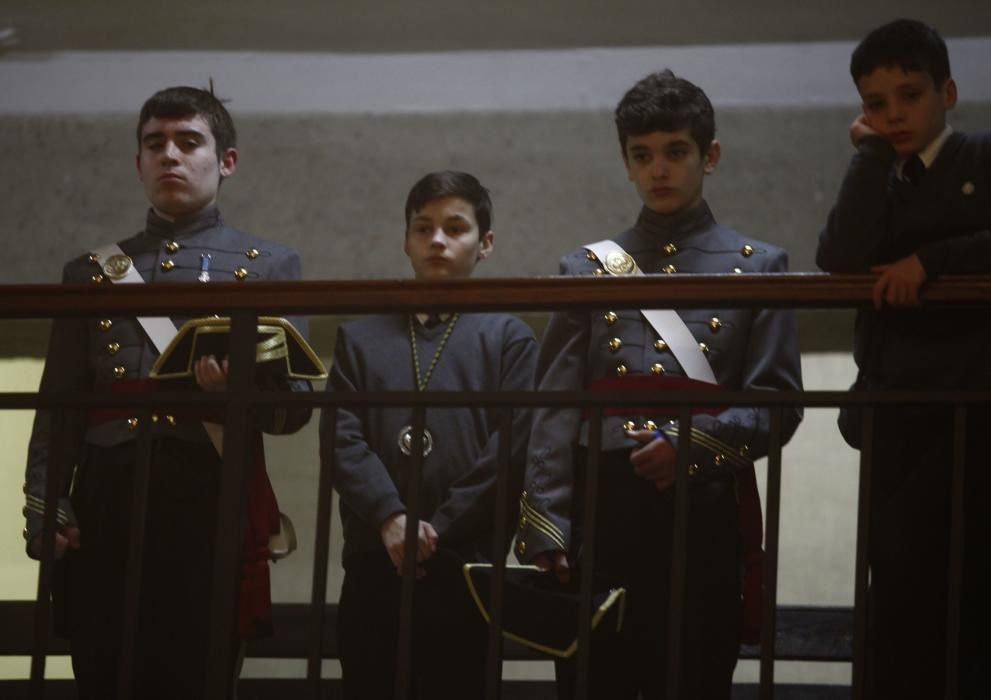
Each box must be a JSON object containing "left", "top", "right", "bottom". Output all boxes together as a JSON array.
[{"left": 2, "top": 274, "right": 990, "bottom": 318}]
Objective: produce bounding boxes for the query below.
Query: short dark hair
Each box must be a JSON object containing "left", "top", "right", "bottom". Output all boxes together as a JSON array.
[
  {"left": 404, "top": 171, "right": 493, "bottom": 234},
  {"left": 850, "top": 18, "right": 951, "bottom": 87},
  {"left": 136, "top": 86, "right": 237, "bottom": 156},
  {"left": 614, "top": 70, "right": 716, "bottom": 156}
]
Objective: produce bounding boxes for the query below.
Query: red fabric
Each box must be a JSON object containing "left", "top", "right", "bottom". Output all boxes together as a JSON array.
[
  {"left": 585, "top": 374, "right": 765, "bottom": 644},
  {"left": 87, "top": 379, "right": 279, "bottom": 639},
  {"left": 584, "top": 375, "right": 725, "bottom": 417}
]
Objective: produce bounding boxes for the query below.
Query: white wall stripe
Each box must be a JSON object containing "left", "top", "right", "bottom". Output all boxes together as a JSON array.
[{"left": 1, "top": 39, "right": 989, "bottom": 114}]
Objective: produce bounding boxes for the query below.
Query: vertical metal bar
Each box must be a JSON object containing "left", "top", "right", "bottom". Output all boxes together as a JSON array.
[
  {"left": 483, "top": 407, "right": 513, "bottom": 700},
  {"left": 851, "top": 405, "right": 874, "bottom": 700},
  {"left": 307, "top": 407, "right": 337, "bottom": 697},
  {"left": 205, "top": 309, "right": 258, "bottom": 699},
  {"left": 30, "top": 408, "right": 68, "bottom": 700},
  {"left": 116, "top": 409, "right": 154, "bottom": 700},
  {"left": 395, "top": 406, "right": 426, "bottom": 700},
  {"left": 575, "top": 406, "right": 603, "bottom": 700},
  {"left": 758, "top": 406, "right": 784, "bottom": 700},
  {"left": 944, "top": 405, "right": 966, "bottom": 700},
  {"left": 665, "top": 405, "right": 692, "bottom": 700}
]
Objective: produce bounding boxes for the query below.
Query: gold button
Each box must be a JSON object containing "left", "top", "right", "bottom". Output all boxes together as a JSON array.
[
  {"left": 113, "top": 366, "right": 126, "bottom": 379},
  {"left": 623, "top": 420, "right": 636, "bottom": 432},
  {"left": 519, "top": 515, "right": 528, "bottom": 529},
  {"left": 654, "top": 339, "right": 668, "bottom": 352},
  {"left": 733, "top": 267, "right": 743, "bottom": 274},
  {"left": 604, "top": 311, "right": 618, "bottom": 326},
  {"left": 740, "top": 444, "right": 750, "bottom": 456},
  {"left": 688, "top": 463, "right": 699, "bottom": 477},
  {"left": 127, "top": 417, "right": 139, "bottom": 430},
  {"left": 22, "top": 527, "right": 29, "bottom": 541},
  {"left": 608, "top": 337, "right": 623, "bottom": 352},
  {"left": 709, "top": 317, "right": 722, "bottom": 332},
  {"left": 643, "top": 420, "right": 658, "bottom": 432},
  {"left": 88, "top": 253, "right": 100, "bottom": 264},
  {"left": 516, "top": 540, "right": 527, "bottom": 556},
  {"left": 662, "top": 264, "right": 677, "bottom": 274},
  {"left": 698, "top": 342, "right": 710, "bottom": 354},
  {"left": 741, "top": 245, "right": 754, "bottom": 257},
  {"left": 108, "top": 342, "right": 120, "bottom": 355},
  {"left": 662, "top": 243, "right": 678, "bottom": 257},
  {"left": 714, "top": 454, "right": 726, "bottom": 466},
  {"left": 585, "top": 250, "right": 597, "bottom": 261},
  {"left": 160, "top": 259, "right": 175, "bottom": 271},
  {"left": 246, "top": 248, "right": 260, "bottom": 260},
  {"left": 165, "top": 415, "right": 177, "bottom": 427},
  {"left": 99, "top": 319, "right": 113, "bottom": 331},
  {"left": 615, "top": 364, "right": 628, "bottom": 377},
  {"left": 151, "top": 414, "right": 159, "bottom": 423},
  {"left": 165, "top": 241, "right": 180, "bottom": 253},
  {"left": 593, "top": 268, "right": 605, "bottom": 276},
  {"left": 650, "top": 363, "right": 665, "bottom": 376},
  {"left": 91, "top": 273, "right": 105, "bottom": 284},
  {"left": 234, "top": 267, "right": 248, "bottom": 280}
]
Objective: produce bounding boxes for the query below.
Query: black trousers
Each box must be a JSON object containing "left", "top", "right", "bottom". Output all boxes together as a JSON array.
[
  {"left": 868, "top": 406, "right": 991, "bottom": 700},
  {"left": 555, "top": 449, "right": 742, "bottom": 700},
  {"left": 338, "top": 549, "right": 489, "bottom": 700},
  {"left": 55, "top": 439, "right": 238, "bottom": 700}
]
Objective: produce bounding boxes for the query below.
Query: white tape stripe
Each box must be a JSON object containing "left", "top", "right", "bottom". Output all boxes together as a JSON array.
[{"left": 1, "top": 39, "right": 989, "bottom": 114}]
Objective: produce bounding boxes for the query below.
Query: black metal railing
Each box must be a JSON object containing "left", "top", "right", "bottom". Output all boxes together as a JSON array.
[{"left": 1, "top": 273, "right": 988, "bottom": 700}]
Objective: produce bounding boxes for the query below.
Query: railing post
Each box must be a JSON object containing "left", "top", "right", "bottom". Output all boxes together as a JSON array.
[
  {"left": 944, "top": 404, "right": 967, "bottom": 700},
  {"left": 116, "top": 409, "right": 154, "bottom": 699},
  {"left": 575, "top": 406, "right": 603, "bottom": 700},
  {"left": 307, "top": 407, "right": 337, "bottom": 698},
  {"left": 30, "top": 408, "right": 68, "bottom": 700},
  {"left": 851, "top": 405, "right": 874, "bottom": 700},
  {"left": 665, "top": 405, "right": 693, "bottom": 700},
  {"left": 483, "top": 407, "right": 514, "bottom": 700},
  {"left": 205, "top": 309, "right": 258, "bottom": 699},
  {"left": 395, "top": 407, "right": 426, "bottom": 700},
  {"left": 758, "top": 406, "right": 784, "bottom": 700}
]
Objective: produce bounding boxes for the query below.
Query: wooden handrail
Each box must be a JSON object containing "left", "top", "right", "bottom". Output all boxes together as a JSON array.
[{"left": 1, "top": 274, "right": 990, "bottom": 318}]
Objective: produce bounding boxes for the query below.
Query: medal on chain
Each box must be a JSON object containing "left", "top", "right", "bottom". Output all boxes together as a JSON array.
[{"left": 397, "top": 313, "right": 459, "bottom": 457}]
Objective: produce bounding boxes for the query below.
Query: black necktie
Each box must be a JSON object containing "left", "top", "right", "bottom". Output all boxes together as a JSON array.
[{"left": 903, "top": 155, "right": 925, "bottom": 185}]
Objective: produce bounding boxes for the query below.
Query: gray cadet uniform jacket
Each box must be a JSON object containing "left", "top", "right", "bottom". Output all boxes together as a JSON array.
[
  {"left": 23, "top": 207, "right": 312, "bottom": 549},
  {"left": 517, "top": 202, "right": 803, "bottom": 561},
  {"left": 817, "top": 131, "right": 991, "bottom": 391},
  {"left": 323, "top": 312, "right": 538, "bottom": 564}
]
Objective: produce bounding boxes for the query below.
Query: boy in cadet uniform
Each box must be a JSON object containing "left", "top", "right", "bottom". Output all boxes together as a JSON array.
[
  {"left": 516, "top": 70, "right": 803, "bottom": 699},
  {"left": 22, "top": 86, "right": 312, "bottom": 699},
  {"left": 322, "top": 171, "right": 538, "bottom": 699},
  {"left": 817, "top": 18, "right": 990, "bottom": 699}
]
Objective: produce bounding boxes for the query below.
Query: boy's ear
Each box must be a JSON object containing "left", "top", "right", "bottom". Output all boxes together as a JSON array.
[
  {"left": 477, "top": 230, "right": 495, "bottom": 261},
  {"left": 703, "top": 140, "right": 722, "bottom": 174},
  {"left": 941, "top": 78, "right": 958, "bottom": 111},
  {"left": 219, "top": 148, "right": 239, "bottom": 178}
]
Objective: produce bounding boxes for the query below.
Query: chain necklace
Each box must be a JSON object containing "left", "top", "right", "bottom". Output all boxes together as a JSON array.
[{"left": 409, "top": 313, "right": 460, "bottom": 391}]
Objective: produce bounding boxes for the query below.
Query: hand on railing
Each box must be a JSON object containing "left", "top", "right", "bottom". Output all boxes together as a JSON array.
[
  {"left": 871, "top": 254, "right": 927, "bottom": 309},
  {"left": 28, "top": 526, "right": 80, "bottom": 561},
  {"left": 627, "top": 429, "right": 677, "bottom": 491},
  {"left": 380, "top": 512, "right": 438, "bottom": 578}
]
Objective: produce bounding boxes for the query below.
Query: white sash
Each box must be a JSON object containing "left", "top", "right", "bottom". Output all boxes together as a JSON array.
[{"left": 583, "top": 239, "right": 716, "bottom": 384}]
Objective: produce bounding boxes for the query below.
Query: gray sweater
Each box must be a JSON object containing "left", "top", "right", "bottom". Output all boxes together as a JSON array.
[{"left": 322, "top": 312, "right": 538, "bottom": 564}]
